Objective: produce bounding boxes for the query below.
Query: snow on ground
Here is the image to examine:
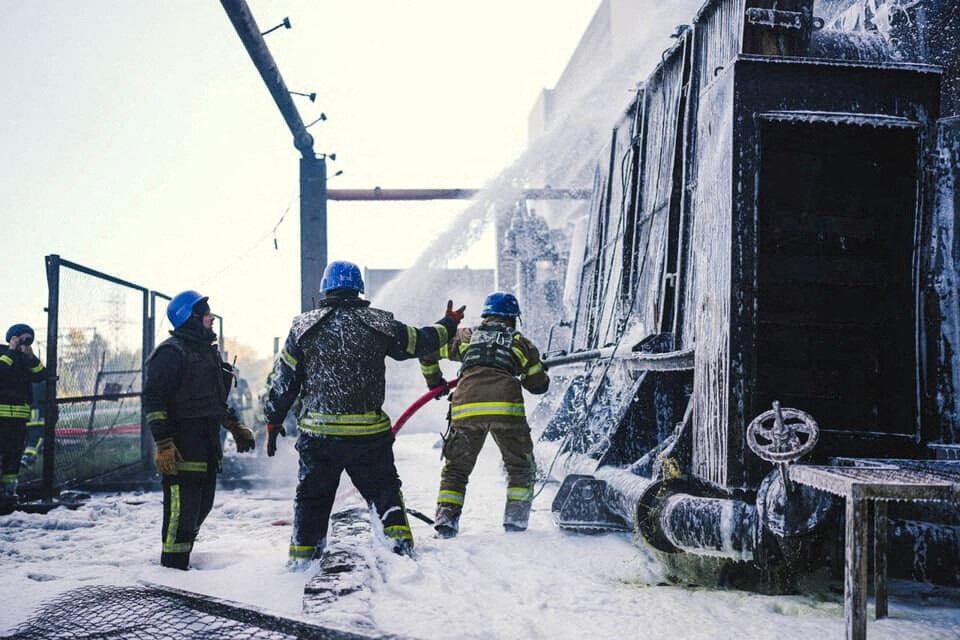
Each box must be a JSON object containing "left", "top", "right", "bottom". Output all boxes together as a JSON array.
[{"left": 2, "top": 431, "right": 960, "bottom": 639}]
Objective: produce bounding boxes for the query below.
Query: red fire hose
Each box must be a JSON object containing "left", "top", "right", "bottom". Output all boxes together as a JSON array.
[{"left": 392, "top": 378, "right": 459, "bottom": 434}]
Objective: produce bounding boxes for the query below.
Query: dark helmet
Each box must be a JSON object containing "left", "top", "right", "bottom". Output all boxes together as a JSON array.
[
  {"left": 321, "top": 260, "right": 364, "bottom": 294},
  {"left": 167, "top": 290, "right": 208, "bottom": 329},
  {"left": 481, "top": 292, "right": 521, "bottom": 318},
  {"left": 6, "top": 323, "right": 34, "bottom": 343}
]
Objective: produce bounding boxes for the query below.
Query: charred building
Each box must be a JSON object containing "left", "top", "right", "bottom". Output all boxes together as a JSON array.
[{"left": 531, "top": 1, "right": 960, "bottom": 635}]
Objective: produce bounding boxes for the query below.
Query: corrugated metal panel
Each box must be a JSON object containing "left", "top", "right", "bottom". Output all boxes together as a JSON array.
[
  {"left": 696, "top": 0, "right": 745, "bottom": 93},
  {"left": 624, "top": 43, "right": 690, "bottom": 339},
  {"left": 572, "top": 163, "right": 609, "bottom": 351},
  {"left": 595, "top": 109, "right": 641, "bottom": 347}
]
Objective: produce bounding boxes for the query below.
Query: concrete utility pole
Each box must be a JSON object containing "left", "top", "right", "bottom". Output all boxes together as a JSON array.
[{"left": 220, "top": 0, "right": 326, "bottom": 312}]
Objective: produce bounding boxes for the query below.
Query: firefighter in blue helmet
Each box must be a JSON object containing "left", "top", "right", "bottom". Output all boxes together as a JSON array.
[
  {"left": 0, "top": 324, "right": 46, "bottom": 515},
  {"left": 264, "top": 260, "right": 465, "bottom": 567},
  {"left": 419, "top": 292, "right": 549, "bottom": 537},
  {"left": 143, "top": 291, "right": 256, "bottom": 569}
]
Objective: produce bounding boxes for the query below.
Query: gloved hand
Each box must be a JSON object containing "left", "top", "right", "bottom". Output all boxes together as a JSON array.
[
  {"left": 445, "top": 300, "right": 466, "bottom": 326},
  {"left": 228, "top": 424, "right": 256, "bottom": 453},
  {"left": 20, "top": 449, "right": 37, "bottom": 469},
  {"left": 223, "top": 410, "right": 256, "bottom": 453},
  {"left": 267, "top": 423, "right": 286, "bottom": 457},
  {"left": 428, "top": 378, "right": 450, "bottom": 400},
  {"left": 154, "top": 438, "right": 182, "bottom": 475}
]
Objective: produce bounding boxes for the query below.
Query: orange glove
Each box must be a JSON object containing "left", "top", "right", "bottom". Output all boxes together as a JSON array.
[
  {"left": 154, "top": 438, "right": 182, "bottom": 475},
  {"left": 267, "top": 423, "right": 286, "bottom": 457},
  {"left": 445, "top": 300, "right": 466, "bottom": 326}
]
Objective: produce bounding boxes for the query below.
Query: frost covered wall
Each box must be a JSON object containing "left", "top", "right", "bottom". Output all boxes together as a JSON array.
[
  {"left": 533, "top": 0, "right": 959, "bottom": 493},
  {"left": 823, "top": 0, "right": 960, "bottom": 117},
  {"left": 688, "top": 52, "right": 735, "bottom": 488},
  {"left": 934, "top": 118, "right": 960, "bottom": 444}
]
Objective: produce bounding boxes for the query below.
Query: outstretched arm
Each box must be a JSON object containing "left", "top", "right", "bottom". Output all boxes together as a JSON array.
[
  {"left": 388, "top": 300, "right": 465, "bottom": 362},
  {"left": 516, "top": 338, "right": 549, "bottom": 395}
]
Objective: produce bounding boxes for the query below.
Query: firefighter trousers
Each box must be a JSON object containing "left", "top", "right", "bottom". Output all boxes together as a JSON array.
[
  {"left": 0, "top": 417, "right": 27, "bottom": 494},
  {"left": 290, "top": 431, "right": 412, "bottom": 561},
  {"left": 161, "top": 472, "right": 216, "bottom": 569},
  {"left": 437, "top": 419, "right": 536, "bottom": 521}
]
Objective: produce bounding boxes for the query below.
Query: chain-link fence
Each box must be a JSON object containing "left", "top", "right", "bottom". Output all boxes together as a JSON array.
[
  {"left": 19, "top": 256, "right": 229, "bottom": 499},
  {"left": 19, "top": 257, "right": 152, "bottom": 498},
  {"left": 3, "top": 584, "right": 385, "bottom": 640}
]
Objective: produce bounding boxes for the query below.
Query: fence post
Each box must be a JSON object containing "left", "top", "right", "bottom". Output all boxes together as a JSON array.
[
  {"left": 141, "top": 291, "right": 152, "bottom": 471},
  {"left": 43, "top": 255, "right": 60, "bottom": 500}
]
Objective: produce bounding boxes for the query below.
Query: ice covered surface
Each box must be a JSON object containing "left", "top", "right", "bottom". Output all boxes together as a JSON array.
[{"left": 2, "top": 432, "right": 959, "bottom": 639}]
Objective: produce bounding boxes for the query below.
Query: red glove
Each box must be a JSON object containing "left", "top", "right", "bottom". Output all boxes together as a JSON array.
[
  {"left": 267, "top": 423, "right": 286, "bottom": 457},
  {"left": 445, "top": 300, "right": 466, "bottom": 326}
]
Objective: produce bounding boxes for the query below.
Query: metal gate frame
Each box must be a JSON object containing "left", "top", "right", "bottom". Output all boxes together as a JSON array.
[{"left": 39, "top": 255, "right": 228, "bottom": 499}]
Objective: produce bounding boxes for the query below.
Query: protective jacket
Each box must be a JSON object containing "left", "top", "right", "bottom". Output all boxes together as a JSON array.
[
  {"left": 143, "top": 325, "right": 232, "bottom": 470},
  {"left": 419, "top": 320, "right": 549, "bottom": 424},
  {"left": 143, "top": 322, "right": 232, "bottom": 569},
  {"left": 265, "top": 294, "right": 457, "bottom": 436},
  {"left": 1, "top": 346, "right": 45, "bottom": 500},
  {"left": 0, "top": 346, "right": 45, "bottom": 419},
  {"left": 265, "top": 292, "right": 459, "bottom": 561}
]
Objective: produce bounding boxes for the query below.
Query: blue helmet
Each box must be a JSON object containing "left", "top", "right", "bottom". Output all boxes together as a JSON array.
[
  {"left": 6, "top": 323, "right": 34, "bottom": 343},
  {"left": 321, "top": 260, "right": 364, "bottom": 294},
  {"left": 167, "top": 290, "right": 208, "bottom": 329},
  {"left": 481, "top": 292, "right": 521, "bottom": 318}
]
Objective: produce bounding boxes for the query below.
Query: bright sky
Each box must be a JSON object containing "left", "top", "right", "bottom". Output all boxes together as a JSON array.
[{"left": 1, "top": 1, "right": 601, "bottom": 359}]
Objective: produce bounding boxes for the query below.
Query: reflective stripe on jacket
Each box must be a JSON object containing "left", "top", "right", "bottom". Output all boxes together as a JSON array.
[
  {"left": 264, "top": 293, "right": 459, "bottom": 436},
  {"left": 420, "top": 320, "right": 549, "bottom": 425},
  {"left": 0, "top": 346, "right": 46, "bottom": 408}
]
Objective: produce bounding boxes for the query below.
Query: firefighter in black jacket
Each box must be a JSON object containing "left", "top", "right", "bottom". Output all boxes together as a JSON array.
[
  {"left": 0, "top": 324, "right": 46, "bottom": 515},
  {"left": 143, "top": 291, "right": 255, "bottom": 569},
  {"left": 264, "top": 260, "right": 465, "bottom": 567}
]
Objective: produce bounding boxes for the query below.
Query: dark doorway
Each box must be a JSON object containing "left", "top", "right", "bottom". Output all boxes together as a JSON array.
[{"left": 755, "top": 122, "right": 918, "bottom": 435}]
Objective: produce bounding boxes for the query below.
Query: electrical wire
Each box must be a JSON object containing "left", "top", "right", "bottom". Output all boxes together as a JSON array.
[{"left": 198, "top": 194, "right": 299, "bottom": 287}]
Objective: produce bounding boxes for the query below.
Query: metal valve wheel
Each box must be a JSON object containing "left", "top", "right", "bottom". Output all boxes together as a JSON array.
[{"left": 746, "top": 401, "right": 819, "bottom": 463}]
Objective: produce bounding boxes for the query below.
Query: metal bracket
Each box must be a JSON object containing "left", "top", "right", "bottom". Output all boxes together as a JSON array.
[{"left": 745, "top": 8, "right": 806, "bottom": 30}]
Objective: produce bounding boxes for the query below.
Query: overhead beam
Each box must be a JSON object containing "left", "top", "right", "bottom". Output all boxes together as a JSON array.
[
  {"left": 326, "top": 188, "right": 592, "bottom": 201},
  {"left": 220, "top": 0, "right": 314, "bottom": 157},
  {"left": 220, "top": 0, "right": 327, "bottom": 312}
]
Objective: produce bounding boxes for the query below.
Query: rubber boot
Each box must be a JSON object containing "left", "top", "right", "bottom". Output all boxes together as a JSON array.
[
  {"left": 503, "top": 500, "right": 531, "bottom": 532},
  {"left": 20, "top": 449, "right": 37, "bottom": 470},
  {"left": 288, "top": 537, "right": 324, "bottom": 572},
  {"left": 0, "top": 482, "right": 19, "bottom": 516},
  {"left": 160, "top": 552, "right": 190, "bottom": 570},
  {"left": 0, "top": 496, "right": 16, "bottom": 516},
  {"left": 434, "top": 504, "right": 461, "bottom": 539},
  {"left": 392, "top": 538, "right": 414, "bottom": 557}
]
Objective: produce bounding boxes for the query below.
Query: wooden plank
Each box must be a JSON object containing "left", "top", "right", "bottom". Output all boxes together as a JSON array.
[
  {"left": 762, "top": 211, "right": 881, "bottom": 237},
  {"left": 756, "top": 365, "right": 880, "bottom": 398},
  {"left": 757, "top": 283, "right": 887, "bottom": 322},
  {"left": 874, "top": 501, "right": 889, "bottom": 620},
  {"left": 846, "top": 497, "right": 868, "bottom": 640},
  {"left": 761, "top": 255, "right": 886, "bottom": 285},
  {"left": 756, "top": 333, "right": 880, "bottom": 368}
]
